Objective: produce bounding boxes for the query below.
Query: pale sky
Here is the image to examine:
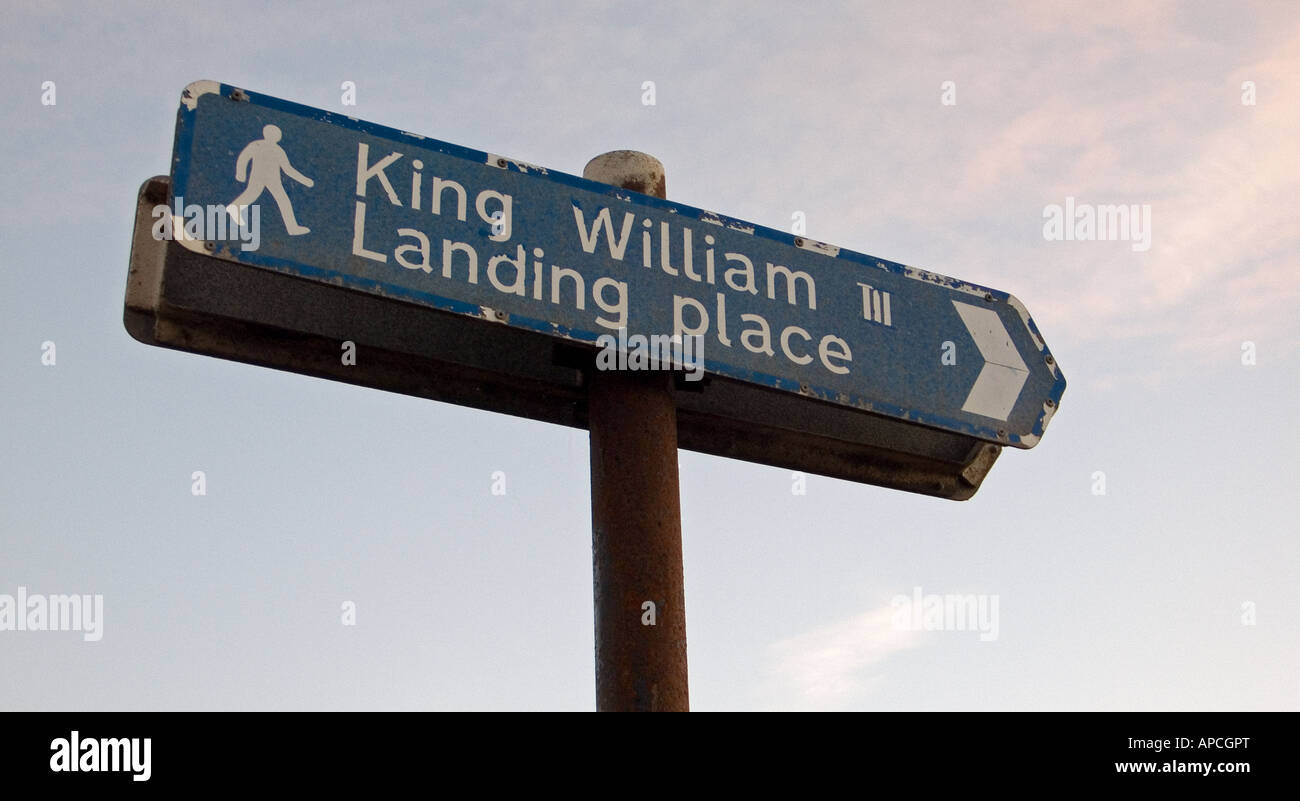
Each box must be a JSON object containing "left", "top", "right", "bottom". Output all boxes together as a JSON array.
[{"left": 1, "top": 0, "right": 1296, "bottom": 710}]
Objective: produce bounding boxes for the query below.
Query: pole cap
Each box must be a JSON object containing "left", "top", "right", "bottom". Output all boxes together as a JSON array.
[{"left": 583, "top": 151, "right": 666, "bottom": 199}]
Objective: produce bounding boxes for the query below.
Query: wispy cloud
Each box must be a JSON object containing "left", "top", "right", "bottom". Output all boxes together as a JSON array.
[
  {"left": 767, "top": 605, "right": 926, "bottom": 710},
  {"left": 962, "top": 18, "right": 1300, "bottom": 365}
]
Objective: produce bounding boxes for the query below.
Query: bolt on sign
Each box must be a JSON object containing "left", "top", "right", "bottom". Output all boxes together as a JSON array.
[{"left": 125, "top": 81, "right": 1066, "bottom": 500}]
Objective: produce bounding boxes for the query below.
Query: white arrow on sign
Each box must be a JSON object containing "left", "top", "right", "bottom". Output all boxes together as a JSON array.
[{"left": 952, "top": 300, "right": 1030, "bottom": 421}]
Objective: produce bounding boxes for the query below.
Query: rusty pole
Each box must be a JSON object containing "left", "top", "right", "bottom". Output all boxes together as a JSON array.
[{"left": 583, "top": 151, "right": 689, "bottom": 712}]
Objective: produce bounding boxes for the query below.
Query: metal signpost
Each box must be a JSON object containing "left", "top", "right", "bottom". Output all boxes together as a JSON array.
[{"left": 125, "top": 81, "right": 1067, "bottom": 711}]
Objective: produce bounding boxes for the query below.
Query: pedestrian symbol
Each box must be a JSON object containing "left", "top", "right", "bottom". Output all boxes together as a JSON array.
[{"left": 228, "top": 124, "right": 314, "bottom": 235}]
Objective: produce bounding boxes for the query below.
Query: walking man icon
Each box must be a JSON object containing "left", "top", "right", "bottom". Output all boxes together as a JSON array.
[{"left": 228, "top": 124, "right": 314, "bottom": 235}]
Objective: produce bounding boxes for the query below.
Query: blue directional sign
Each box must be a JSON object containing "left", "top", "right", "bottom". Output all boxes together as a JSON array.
[{"left": 167, "top": 81, "right": 1065, "bottom": 447}]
